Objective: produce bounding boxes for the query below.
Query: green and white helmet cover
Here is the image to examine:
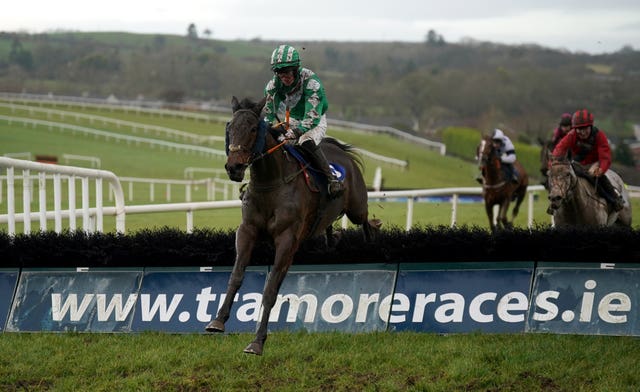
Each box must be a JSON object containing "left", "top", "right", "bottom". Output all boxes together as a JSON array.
[{"left": 270, "top": 45, "right": 300, "bottom": 70}]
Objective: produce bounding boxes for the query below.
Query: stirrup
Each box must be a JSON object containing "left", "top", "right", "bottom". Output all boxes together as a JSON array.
[{"left": 328, "top": 179, "right": 344, "bottom": 197}]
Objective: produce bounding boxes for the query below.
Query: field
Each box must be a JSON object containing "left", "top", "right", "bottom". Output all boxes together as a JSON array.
[{"left": 2, "top": 98, "right": 639, "bottom": 233}]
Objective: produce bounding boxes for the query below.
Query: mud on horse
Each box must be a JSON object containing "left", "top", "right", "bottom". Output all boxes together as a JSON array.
[{"left": 205, "top": 96, "right": 380, "bottom": 355}]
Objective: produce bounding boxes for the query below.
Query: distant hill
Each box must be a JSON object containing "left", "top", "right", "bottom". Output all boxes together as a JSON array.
[{"left": 1, "top": 31, "right": 639, "bottom": 145}]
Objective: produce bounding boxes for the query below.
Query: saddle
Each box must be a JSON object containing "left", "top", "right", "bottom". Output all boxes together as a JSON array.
[{"left": 284, "top": 144, "right": 346, "bottom": 194}]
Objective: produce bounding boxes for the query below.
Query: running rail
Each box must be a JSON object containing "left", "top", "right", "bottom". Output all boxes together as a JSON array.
[{"left": 0, "top": 157, "right": 125, "bottom": 234}]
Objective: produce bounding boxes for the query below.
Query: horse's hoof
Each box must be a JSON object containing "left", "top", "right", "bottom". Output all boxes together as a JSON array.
[
  {"left": 205, "top": 319, "right": 225, "bottom": 333},
  {"left": 243, "top": 342, "right": 263, "bottom": 356}
]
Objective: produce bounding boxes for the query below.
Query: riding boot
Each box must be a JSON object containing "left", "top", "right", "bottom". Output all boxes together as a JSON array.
[
  {"left": 596, "top": 175, "right": 624, "bottom": 212},
  {"left": 300, "top": 140, "right": 344, "bottom": 198},
  {"left": 475, "top": 174, "right": 483, "bottom": 184}
]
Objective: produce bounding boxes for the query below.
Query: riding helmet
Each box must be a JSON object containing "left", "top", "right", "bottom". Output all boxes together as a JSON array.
[
  {"left": 571, "top": 109, "right": 594, "bottom": 129},
  {"left": 270, "top": 45, "right": 301, "bottom": 71},
  {"left": 559, "top": 113, "right": 572, "bottom": 127},
  {"left": 492, "top": 128, "right": 505, "bottom": 141}
]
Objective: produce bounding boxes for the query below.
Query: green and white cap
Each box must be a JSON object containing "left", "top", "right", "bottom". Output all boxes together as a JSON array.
[{"left": 270, "top": 45, "right": 300, "bottom": 70}]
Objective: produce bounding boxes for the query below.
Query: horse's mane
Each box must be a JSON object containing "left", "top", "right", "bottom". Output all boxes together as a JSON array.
[{"left": 322, "top": 137, "right": 365, "bottom": 171}]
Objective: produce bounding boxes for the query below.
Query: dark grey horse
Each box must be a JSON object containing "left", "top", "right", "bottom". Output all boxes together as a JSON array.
[
  {"left": 547, "top": 156, "right": 632, "bottom": 227},
  {"left": 205, "top": 96, "right": 380, "bottom": 355}
]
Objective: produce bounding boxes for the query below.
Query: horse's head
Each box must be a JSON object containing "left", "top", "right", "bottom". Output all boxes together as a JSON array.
[
  {"left": 547, "top": 155, "right": 575, "bottom": 211},
  {"left": 225, "top": 96, "right": 267, "bottom": 182},
  {"left": 477, "top": 136, "right": 497, "bottom": 172}
]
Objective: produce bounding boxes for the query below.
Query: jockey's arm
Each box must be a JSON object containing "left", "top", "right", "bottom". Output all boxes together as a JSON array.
[{"left": 595, "top": 132, "right": 612, "bottom": 174}]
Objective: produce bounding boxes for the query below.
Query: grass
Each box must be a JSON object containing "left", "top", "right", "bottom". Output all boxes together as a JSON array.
[{"left": 0, "top": 332, "right": 638, "bottom": 391}]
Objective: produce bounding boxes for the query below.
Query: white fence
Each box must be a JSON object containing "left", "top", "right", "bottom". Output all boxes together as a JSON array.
[
  {"left": 1, "top": 156, "right": 554, "bottom": 234},
  {"left": 0, "top": 115, "right": 227, "bottom": 159},
  {"left": 0, "top": 102, "right": 225, "bottom": 145},
  {"left": 0, "top": 157, "right": 125, "bottom": 234}
]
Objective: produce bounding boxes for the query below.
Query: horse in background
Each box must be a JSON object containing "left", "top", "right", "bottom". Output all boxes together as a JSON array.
[
  {"left": 476, "top": 135, "right": 529, "bottom": 231},
  {"left": 206, "top": 96, "right": 380, "bottom": 355},
  {"left": 538, "top": 138, "right": 555, "bottom": 190},
  {"left": 547, "top": 156, "right": 632, "bottom": 227}
]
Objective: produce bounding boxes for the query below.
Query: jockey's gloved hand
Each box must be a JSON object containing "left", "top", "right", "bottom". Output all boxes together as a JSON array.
[{"left": 277, "top": 129, "right": 296, "bottom": 143}]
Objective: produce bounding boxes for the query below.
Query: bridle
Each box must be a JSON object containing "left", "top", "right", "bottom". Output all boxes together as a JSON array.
[
  {"left": 478, "top": 139, "right": 506, "bottom": 189},
  {"left": 549, "top": 159, "right": 577, "bottom": 202},
  {"left": 227, "top": 109, "right": 287, "bottom": 166}
]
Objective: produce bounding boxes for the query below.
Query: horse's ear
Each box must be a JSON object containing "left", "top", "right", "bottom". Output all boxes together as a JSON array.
[
  {"left": 255, "top": 96, "right": 267, "bottom": 114},
  {"left": 231, "top": 96, "right": 240, "bottom": 112}
]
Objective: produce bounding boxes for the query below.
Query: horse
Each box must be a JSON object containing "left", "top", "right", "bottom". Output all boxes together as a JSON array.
[
  {"left": 205, "top": 96, "right": 380, "bottom": 355},
  {"left": 476, "top": 135, "right": 529, "bottom": 231},
  {"left": 538, "top": 138, "right": 555, "bottom": 190},
  {"left": 546, "top": 156, "right": 632, "bottom": 227}
]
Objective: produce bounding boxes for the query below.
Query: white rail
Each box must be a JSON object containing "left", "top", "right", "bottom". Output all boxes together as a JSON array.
[
  {"left": 0, "top": 157, "right": 125, "bottom": 234},
  {"left": 0, "top": 102, "right": 224, "bottom": 145},
  {"left": 0, "top": 115, "right": 227, "bottom": 159}
]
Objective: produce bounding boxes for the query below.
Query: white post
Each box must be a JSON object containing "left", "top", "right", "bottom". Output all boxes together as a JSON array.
[
  {"left": 82, "top": 177, "right": 90, "bottom": 232},
  {"left": 68, "top": 175, "right": 76, "bottom": 231},
  {"left": 39, "top": 172, "right": 47, "bottom": 231},
  {"left": 7, "top": 167, "right": 15, "bottom": 235},
  {"left": 54, "top": 174, "right": 62, "bottom": 232},
  {"left": 96, "top": 178, "right": 103, "bottom": 232},
  {"left": 150, "top": 182, "right": 154, "bottom": 202},
  {"left": 451, "top": 193, "right": 459, "bottom": 227},
  {"left": 22, "top": 169, "right": 31, "bottom": 234},
  {"left": 406, "top": 197, "right": 414, "bottom": 231},
  {"left": 527, "top": 192, "right": 535, "bottom": 228},
  {"left": 186, "top": 211, "right": 193, "bottom": 233}
]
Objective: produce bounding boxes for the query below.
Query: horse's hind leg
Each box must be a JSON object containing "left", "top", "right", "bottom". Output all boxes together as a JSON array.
[{"left": 206, "top": 223, "right": 257, "bottom": 333}]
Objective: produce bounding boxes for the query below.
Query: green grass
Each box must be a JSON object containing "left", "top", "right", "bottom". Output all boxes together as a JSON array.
[{"left": 0, "top": 332, "right": 638, "bottom": 391}]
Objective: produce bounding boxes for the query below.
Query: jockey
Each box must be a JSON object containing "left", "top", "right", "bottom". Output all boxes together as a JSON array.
[
  {"left": 491, "top": 129, "right": 519, "bottom": 183},
  {"left": 551, "top": 113, "right": 573, "bottom": 147},
  {"left": 263, "top": 44, "right": 344, "bottom": 198},
  {"left": 551, "top": 109, "right": 624, "bottom": 211},
  {"left": 541, "top": 113, "right": 573, "bottom": 187}
]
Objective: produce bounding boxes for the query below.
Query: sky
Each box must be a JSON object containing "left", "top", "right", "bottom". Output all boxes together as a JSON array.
[{"left": 3, "top": 0, "right": 640, "bottom": 54}]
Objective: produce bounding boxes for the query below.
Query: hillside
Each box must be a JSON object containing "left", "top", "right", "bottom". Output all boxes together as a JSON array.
[{"left": 1, "top": 31, "right": 639, "bottom": 146}]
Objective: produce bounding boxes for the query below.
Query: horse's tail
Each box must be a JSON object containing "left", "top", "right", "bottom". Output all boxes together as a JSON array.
[{"left": 322, "top": 137, "right": 365, "bottom": 171}]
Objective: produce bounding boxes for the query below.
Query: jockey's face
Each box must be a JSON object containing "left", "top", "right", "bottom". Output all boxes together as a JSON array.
[
  {"left": 560, "top": 125, "right": 571, "bottom": 134},
  {"left": 575, "top": 126, "right": 591, "bottom": 140},
  {"left": 275, "top": 66, "right": 296, "bottom": 86}
]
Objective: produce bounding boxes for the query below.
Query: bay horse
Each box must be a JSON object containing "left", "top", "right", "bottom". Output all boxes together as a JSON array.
[
  {"left": 547, "top": 156, "right": 632, "bottom": 227},
  {"left": 476, "top": 135, "right": 529, "bottom": 231},
  {"left": 206, "top": 96, "right": 379, "bottom": 355}
]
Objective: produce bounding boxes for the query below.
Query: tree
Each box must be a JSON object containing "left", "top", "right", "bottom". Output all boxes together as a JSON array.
[
  {"left": 9, "top": 38, "right": 34, "bottom": 71},
  {"left": 425, "top": 30, "right": 445, "bottom": 46},
  {"left": 187, "top": 23, "right": 198, "bottom": 40}
]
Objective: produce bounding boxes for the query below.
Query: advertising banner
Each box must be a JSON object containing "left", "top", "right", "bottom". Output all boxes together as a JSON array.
[
  {"left": 131, "top": 267, "right": 268, "bottom": 333},
  {"left": 267, "top": 264, "right": 397, "bottom": 332},
  {"left": 392, "top": 262, "right": 534, "bottom": 333},
  {"left": 6, "top": 268, "right": 143, "bottom": 332},
  {"left": 0, "top": 269, "right": 19, "bottom": 332},
  {"left": 527, "top": 263, "right": 640, "bottom": 336}
]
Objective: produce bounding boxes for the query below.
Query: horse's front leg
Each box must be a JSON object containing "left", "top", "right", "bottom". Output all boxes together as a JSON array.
[
  {"left": 244, "top": 229, "right": 299, "bottom": 355},
  {"left": 485, "top": 202, "right": 496, "bottom": 232},
  {"left": 206, "top": 223, "right": 257, "bottom": 333}
]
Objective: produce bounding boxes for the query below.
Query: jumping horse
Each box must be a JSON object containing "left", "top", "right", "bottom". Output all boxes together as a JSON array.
[
  {"left": 547, "top": 155, "right": 632, "bottom": 227},
  {"left": 206, "top": 96, "right": 379, "bottom": 355},
  {"left": 476, "top": 135, "right": 529, "bottom": 231}
]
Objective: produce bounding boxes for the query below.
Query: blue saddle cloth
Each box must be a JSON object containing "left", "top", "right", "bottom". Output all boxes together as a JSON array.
[{"left": 284, "top": 145, "right": 346, "bottom": 184}]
